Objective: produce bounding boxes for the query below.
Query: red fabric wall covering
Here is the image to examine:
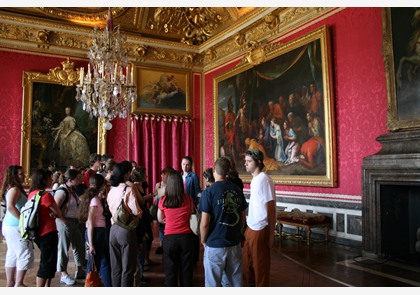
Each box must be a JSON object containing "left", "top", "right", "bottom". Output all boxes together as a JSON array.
[
  {"left": 0, "top": 8, "right": 388, "bottom": 198},
  {"left": 106, "top": 117, "right": 129, "bottom": 162},
  {"left": 0, "top": 50, "right": 86, "bottom": 177},
  {"left": 191, "top": 72, "right": 202, "bottom": 173},
  {"left": 203, "top": 8, "right": 388, "bottom": 196}
]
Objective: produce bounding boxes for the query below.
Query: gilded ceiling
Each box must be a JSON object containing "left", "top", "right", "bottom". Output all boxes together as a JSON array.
[{"left": 0, "top": 7, "right": 336, "bottom": 69}]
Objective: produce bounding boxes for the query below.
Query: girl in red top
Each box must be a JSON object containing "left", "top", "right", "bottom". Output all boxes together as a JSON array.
[
  {"left": 28, "top": 169, "right": 65, "bottom": 287},
  {"left": 157, "top": 170, "right": 195, "bottom": 287}
]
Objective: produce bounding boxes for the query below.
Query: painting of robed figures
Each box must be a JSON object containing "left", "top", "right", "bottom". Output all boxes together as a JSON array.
[{"left": 214, "top": 26, "right": 336, "bottom": 187}]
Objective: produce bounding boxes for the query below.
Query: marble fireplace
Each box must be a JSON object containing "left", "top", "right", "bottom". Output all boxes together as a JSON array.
[{"left": 362, "top": 130, "right": 420, "bottom": 261}]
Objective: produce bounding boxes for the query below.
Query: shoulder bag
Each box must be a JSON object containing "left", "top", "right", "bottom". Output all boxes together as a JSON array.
[
  {"left": 85, "top": 255, "right": 103, "bottom": 287},
  {"left": 190, "top": 207, "right": 200, "bottom": 236},
  {"left": 112, "top": 186, "right": 139, "bottom": 230}
]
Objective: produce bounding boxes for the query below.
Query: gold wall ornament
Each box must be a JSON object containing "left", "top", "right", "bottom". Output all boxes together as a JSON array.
[
  {"left": 37, "top": 29, "right": 50, "bottom": 44},
  {"left": 264, "top": 13, "right": 280, "bottom": 31},
  {"left": 204, "top": 49, "right": 217, "bottom": 64},
  {"left": 245, "top": 41, "right": 267, "bottom": 66},
  {"left": 235, "top": 33, "right": 246, "bottom": 46},
  {"left": 136, "top": 45, "right": 148, "bottom": 58},
  {"left": 280, "top": 7, "right": 313, "bottom": 25},
  {"left": 47, "top": 58, "right": 79, "bottom": 86},
  {"left": 182, "top": 53, "right": 195, "bottom": 65}
]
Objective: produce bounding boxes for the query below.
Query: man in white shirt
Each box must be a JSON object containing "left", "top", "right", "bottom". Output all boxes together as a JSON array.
[{"left": 242, "top": 149, "right": 276, "bottom": 287}]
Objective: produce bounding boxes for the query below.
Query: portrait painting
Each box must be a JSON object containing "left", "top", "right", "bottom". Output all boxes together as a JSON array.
[
  {"left": 21, "top": 66, "right": 105, "bottom": 175},
  {"left": 383, "top": 7, "right": 420, "bottom": 131},
  {"left": 214, "top": 25, "right": 336, "bottom": 187},
  {"left": 132, "top": 65, "right": 191, "bottom": 116}
]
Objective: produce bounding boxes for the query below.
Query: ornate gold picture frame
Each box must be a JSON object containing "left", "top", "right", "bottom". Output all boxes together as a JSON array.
[
  {"left": 383, "top": 7, "right": 420, "bottom": 131},
  {"left": 132, "top": 65, "right": 192, "bottom": 116},
  {"left": 214, "top": 25, "right": 336, "bottom": 187},
  {"left": 21, "top": 59, "right": 106, "bottom": 176}
]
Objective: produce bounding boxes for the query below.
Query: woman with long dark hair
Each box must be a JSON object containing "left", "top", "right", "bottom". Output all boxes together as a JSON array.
[
  {"left": 157, "top": 170, "right": 195, "bottom": 287},
  {"left": 0, "top": 165, "right": 33, "bottom": 287}
]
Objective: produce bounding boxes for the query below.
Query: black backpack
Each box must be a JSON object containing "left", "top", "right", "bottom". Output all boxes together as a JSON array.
[{"left": 52, "top": 186, "right": 69, "bottom": 210}]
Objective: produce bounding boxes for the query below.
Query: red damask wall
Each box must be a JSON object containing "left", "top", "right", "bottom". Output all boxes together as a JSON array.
[
  {"left": 0, "top": 51, "right": 130, "bottom": 174},
  {"left": 0, "top": 8, "right": 388, "bottom": 199},
  {"left": 203, "top": 7, "right": 388, "bottom": 196},
  {"left": 0, "top": 53, "right": 77, "bottom": 172}
]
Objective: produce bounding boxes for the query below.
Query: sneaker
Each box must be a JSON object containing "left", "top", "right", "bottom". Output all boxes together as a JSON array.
[
  {"left": 60, "top": 274, "right": 76, "bottom": 285},
  {"left": 155, "top": 246, "right": 163, "bottom": 255},
  {"left": 75, "top": 270, "right": 86, "bottom": 280}
]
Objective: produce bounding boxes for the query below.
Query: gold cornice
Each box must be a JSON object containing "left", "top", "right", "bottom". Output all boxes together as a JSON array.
[
  {"left": 196, "top": 7, "right": 278, "bottom": 51},
  {"left": 202, "top": 7, "right": 338, "bottom": 71},
  {"left": 37, "top": 7, "right": 128, "bottom": 24},
  {"left": 0, "top": 8, "right": 341, "bottom": 70}
]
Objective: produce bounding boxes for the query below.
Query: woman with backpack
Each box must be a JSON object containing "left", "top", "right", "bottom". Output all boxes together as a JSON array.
[
  {"left": 28, "top": 168, "right": 65, "bottom": 287},
  {"left": 54, "top": 168, "right": 86, "bottom": 285},
  {"left": 0, "top": 165, "right": 34, "bottom": 287}
]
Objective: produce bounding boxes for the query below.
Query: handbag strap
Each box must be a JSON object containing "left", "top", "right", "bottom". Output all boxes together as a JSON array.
[
  {"left": 119, "top": 185, "right": 129, "bottom": 208},
  {"left": 89, "top": 255, "right": 97, "bottom": 272}
]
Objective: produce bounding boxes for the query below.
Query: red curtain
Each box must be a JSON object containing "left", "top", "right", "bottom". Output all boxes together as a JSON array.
[{"left": 130, "top": 114, "right": 192, "bottom": 193}]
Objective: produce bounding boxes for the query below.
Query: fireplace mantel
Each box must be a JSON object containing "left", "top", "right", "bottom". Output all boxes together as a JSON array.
[{"left": 362, "top": 130, "right": 420, "bottom": 258}]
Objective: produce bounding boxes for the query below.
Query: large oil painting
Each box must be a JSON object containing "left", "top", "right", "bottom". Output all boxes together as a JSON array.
[
  {"left": 383, "top": 7, "right": 420, "bottom": 131},
  {"left": 21, "top": 61, "right": 105, "bottom": 175},
  {"left": 214, "top": 25, "right": 336, "bottom": 187}
]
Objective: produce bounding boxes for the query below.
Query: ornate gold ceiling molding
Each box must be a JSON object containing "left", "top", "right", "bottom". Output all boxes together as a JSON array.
[
  {"left": 202, "top": 7, "right": 339, "bottom": 71},
  {"left": 37, "top": 7, "right": 128, "bottom": 22},
  {"left": 0, "top": 7, "right": 341, "bottom": 70}
]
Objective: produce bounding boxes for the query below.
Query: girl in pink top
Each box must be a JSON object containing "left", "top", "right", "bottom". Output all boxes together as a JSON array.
[
  {"left": 78, "top": 174, "right": 111, "bottom": 287},
  {"left": 158, "top": 170, "right": 195, "bottom": 286}
]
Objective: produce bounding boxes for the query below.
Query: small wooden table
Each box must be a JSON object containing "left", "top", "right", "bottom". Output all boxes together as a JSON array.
[{"left": 276, "top": 210, "right": 331, "bottom": 245}]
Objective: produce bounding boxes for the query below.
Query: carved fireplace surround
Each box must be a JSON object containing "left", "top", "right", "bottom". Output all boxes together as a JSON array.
[{"left": 362, "top": 130, "right": 420, "bottom": 259}]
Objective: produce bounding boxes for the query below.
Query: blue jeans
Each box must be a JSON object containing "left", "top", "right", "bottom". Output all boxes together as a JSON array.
[
  {"left": 85, "top": 227, "right": 111, "bottom": 287},
  {"left": 203, "top": 244, "right": 243, "bottom": 287}
]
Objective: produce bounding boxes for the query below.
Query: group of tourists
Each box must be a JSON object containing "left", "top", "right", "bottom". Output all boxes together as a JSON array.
[{"left": 1, "top": 148, "right": 277, "bottom": 287}]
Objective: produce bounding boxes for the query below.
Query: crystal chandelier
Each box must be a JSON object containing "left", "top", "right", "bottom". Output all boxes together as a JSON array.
[{"left": 75, "top": 8, "right": 137, "bottom": 130}]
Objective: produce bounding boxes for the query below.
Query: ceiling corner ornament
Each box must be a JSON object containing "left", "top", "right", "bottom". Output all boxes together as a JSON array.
[
  {"left": 182, "top": 53, "right": 195, "bottom": 66},
  {"left": 150, "top": 7, "right": 223, "bottom": 46},
  {"left": 204, "top": 49, "right": 217, "bottom": 64},
  {"left": 47, "top": 58, "right": 79, "bottom": 86},
  {"left": 245, "top": 41, "right": 267, "bottom": 66}
]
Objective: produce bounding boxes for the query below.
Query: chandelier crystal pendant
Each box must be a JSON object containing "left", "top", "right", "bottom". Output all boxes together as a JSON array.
[{"left": 75, "top": 8, "right": 137, "bottom": 130}]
